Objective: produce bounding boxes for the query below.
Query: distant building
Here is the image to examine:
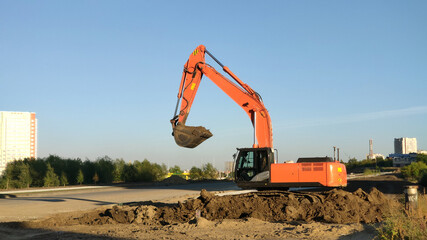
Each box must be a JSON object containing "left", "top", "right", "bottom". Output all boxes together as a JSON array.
[
  {"left": 366, "top": 139, "right": 385, "bottom": 160},
  {"left": 390, "top": 153, "right": 417, "bottom": 167},
  {"left": 367, "top": 153, "right": 385, "bottom": 160},
  {"left": 418, "top": 150, "right": 427, "bottom": 155},
  {"left": 394, "top": 137, "right": 417, "bottom": 154},
  {"left": 391, "top": 137, "right": 418, "bottom": 167},
  {"left": 224, "top": 161, "right": 233, "bottom": 174},
  {"left": 0, "top": 111, "right": 37, "bottom": 173}
]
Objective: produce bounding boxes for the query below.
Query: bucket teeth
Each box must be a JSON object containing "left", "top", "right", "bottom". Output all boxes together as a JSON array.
[{"left": 172, "top": 124, "right": 213, "bottom": 148}]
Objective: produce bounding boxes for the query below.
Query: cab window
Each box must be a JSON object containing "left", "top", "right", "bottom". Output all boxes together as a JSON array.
[{"left": 239, "top": 151, "right": 254, "bottom": 169}]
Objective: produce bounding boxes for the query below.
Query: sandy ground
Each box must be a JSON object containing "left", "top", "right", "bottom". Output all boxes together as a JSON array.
[
  {"left": 0, "top": 174, "right": 414, "bottom": 239},
  {"left": 0, "top": 217, "right": 378, "bottom": 240},
  {"left": 0, "top": 180, "right": 238, "bottom": 222}
]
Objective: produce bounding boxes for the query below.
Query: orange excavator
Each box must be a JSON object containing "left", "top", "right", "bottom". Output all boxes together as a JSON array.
[{"left": 171, "top": 45, "right": 347, "bottom": 190}]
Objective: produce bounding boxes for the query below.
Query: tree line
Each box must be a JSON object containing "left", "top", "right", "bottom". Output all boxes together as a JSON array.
[
  {"left": 344, "top": 154, "right": 427, "bottom": 187},
  {"left": 344, "top": 157, "right": 393, "bottom": 173},
  {"left": 156, "top": 163, "right": 221, "bottom": 180},
  {"left": 0, "top": 155, "right": 219, "bottom": 190},
  {"left": 401, "top": 154, "right": 427, "bottom": 186}
]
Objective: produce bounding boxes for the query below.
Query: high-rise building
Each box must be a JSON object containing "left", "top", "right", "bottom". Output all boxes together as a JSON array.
[
  {"left": 224, "top": 161, "right": 234, "bottom": 174},
  {"left": 0, "top": 111, "right": 37, "bottom": 173},
  {"left": 394, "top": 137, "right": 417, "bottom": 154}
]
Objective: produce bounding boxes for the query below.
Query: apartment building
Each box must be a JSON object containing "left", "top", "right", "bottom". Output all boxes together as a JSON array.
[
  {"left": 0, "top": 111, "right": 37, "bottom": 173},
  {"left": 394, "top": 137, "right": 417, "bottom": 154}
]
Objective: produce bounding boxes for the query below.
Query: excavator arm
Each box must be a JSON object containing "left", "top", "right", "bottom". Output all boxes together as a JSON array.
[{"left": 171, "top": 45, "right": 273, "bottom": 149}]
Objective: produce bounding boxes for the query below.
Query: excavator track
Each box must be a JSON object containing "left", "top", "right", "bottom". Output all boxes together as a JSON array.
[{"left": 235, "top": 190, "right": 326, "bottom": 204}]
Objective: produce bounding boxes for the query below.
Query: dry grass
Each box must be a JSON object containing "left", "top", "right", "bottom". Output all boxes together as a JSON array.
[{"left": 377, "top": 194, "right": 427, "bottom": 239}]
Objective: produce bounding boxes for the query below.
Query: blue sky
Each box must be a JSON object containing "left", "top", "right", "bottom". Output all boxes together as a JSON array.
[{"left": 1, "top": 1, "right": 426, "bottom": 170}]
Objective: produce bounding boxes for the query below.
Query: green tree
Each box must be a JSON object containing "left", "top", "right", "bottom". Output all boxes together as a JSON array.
[
  {"left": 348, "top": 158, "right": 358, "bottom": 164},
  {"left": 150, "top": 163, "right": 168, "bottom": 181},
  {"left": 82, "top": 159, "right": 96, "bottom": 184},
  {"left": 420, "top": 172, "right": 427, "bottom": 187},
  {"left": 402, "top": 161, "right": 427, "bottom": 181},
  {"left": 18, "top": 162, "right": 32, "bottom": 188},
  {"left": 43, "top": 163, "right": 60, "bottom": 187},
  {"left": 0, "top": 155, "right": 173, "bottom": 187},
  {"left": 60, "top": 171, "right": 68, "bottom": 186},
  {"left": 95, "top": 156, "right": 114, "bottom": 183},
  {"left": 121, "top": 159, "right": 168, "bottom": 182},
  {"left": 93, "top": 172, "right": 99, "bottom": 184},
  {"left": 1, "top": 161, "right": 32, "bottom": 189},
  {"left": 189, "top": 166, "right": 203, "bottom": 180},
  {"left": 45, "top": 155, "right": 69, "bottom": 181},
  {"left": 62, "top": 158, "right": 82, "bottom": 185},
  {"left": 417, "top": 154, "right": 427, "bottom": 165},
  {"left": 134, "top": 159, "right": 154, "bottom": 182},
  {"left": 113, "top": 158, "right": 126, "bottom": 182},
  {"left": 77, "top": 169, "right": 84, "bottom": 185},
  {"left": 123, "top": 163, "right": 138, "bottom": 182},
  {"left": 2, "top": 163, "right": 13, "bottom": 189},
  {"left": 26, "top": 158, "right": 48, "bottom": 187},
  {"left": 202, "top": 163, "right": 218, "bottom": 179},
  {"left": 169, "top": 165, "right": 183, "bottom": 174}
]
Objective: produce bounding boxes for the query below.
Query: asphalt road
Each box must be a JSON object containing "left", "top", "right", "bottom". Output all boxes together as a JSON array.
[{"left": 0, "top": 182, "right": 240, "bottom": 222}]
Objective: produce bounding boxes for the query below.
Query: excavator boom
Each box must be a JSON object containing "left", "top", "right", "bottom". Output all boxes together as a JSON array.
[{"left": 171, "top": 45, "right": 273, "bottom": 149}]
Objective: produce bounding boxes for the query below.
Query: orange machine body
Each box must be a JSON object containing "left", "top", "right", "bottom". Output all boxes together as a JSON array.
[{"left": 270, "top": 162, "right": 347, "bottom": 187}]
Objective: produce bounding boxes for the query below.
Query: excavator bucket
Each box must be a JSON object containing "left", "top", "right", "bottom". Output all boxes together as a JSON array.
[{"left": 172, "top": 124, "right": 213, "bottom": 148}]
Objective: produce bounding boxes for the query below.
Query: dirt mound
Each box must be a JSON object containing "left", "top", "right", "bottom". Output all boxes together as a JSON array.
[
  {"left": 160, "top": 175, "right": 188, "bottom": 185},
  {"left": 158, "top": 188, "right": 390, "bottom": 224},
  {"left": 31, "top": 188, "right": 390, "bottom": 228}
]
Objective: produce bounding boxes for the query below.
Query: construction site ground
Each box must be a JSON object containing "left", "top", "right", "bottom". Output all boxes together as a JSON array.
[{"left": 0, "top": 174, "right": 416, "bottom": 239}]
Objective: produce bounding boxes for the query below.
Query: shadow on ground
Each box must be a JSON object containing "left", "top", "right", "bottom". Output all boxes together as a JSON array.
[
  {"left": 0, "top": 194, "right": 16, "bottom": 199},
  {"left": 119, "top": 179, "right": 240, "bottom": 192},
  {"left": 0, "top": 222, "right": 128, "bottom": 240},
  {"left": 339, "top": 224, "right": 378, "bottom": 240},
  {"left": 0, "top": 196, "right": 116, "bottom": 205}
]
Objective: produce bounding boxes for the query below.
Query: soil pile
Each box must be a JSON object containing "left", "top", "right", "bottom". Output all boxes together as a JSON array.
[
  {"left": 31, "top": 187, "right": 390, "bottom": 228},
  {"left": 160, "top": 175, "right": 188, "bottom": 185},
  {"left": 159, "top": 188, "right": 390, "bottom": 224}
]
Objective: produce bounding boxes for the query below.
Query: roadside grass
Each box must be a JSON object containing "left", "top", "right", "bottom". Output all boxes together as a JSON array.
[
  {"left": 377, "top": 194, "right": 427, "bottom": 239},
  {"left": 363, "top": 168, "right": 380, "bottom": 176}
]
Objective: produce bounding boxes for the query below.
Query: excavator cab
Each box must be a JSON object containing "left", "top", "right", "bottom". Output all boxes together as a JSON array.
[{"left": 234, "top": 148, "right": 274, "bottom": 182}]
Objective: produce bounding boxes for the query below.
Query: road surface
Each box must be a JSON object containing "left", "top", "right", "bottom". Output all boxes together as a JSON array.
[{"left": 0, "top": 182, "right": 240, "bottom": 222}]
